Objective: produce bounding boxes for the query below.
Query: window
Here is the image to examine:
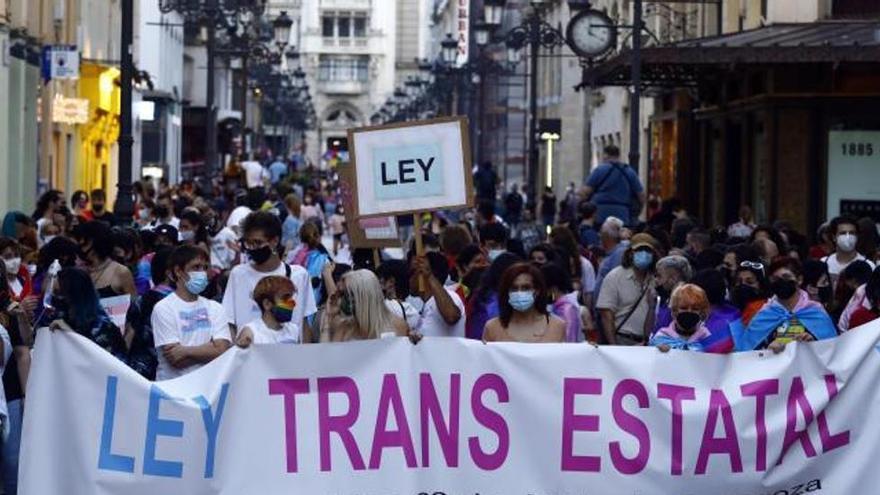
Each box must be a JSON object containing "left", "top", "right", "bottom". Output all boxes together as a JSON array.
[
  {"left": 322, "top": 16, "right": 334, "bottom": 37},
  {"left": 318, "top": 57, "right": 369, "bottom": 82},
  {"left": 321, "top": 12, "right": 369, "bottom": 39},
  {"left": 337, "top": 16, "right": 351, "bottom": 38},
  {"left": 353, "top": 17, "right": 366, "bottom": 37}
]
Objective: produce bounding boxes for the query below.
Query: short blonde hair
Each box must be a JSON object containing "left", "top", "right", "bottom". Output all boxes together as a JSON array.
[{"left": 670, "top": 283, "right": 709, "bottom": 314}]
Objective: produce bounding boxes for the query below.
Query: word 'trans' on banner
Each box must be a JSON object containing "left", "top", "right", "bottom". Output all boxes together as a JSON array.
[{"left": 21, "top": 323, "right": 880, "bottom": 495}]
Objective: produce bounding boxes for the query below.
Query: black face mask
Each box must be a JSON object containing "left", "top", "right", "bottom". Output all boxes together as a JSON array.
[
  {"left": 155, "top": 205, "right": 170, "bottom": 219},
  {"left": 92, "top": 203, "right": 105, "bottom": 213},
  {"left": 675, "top": 311, "right": 701, "bottom": 331},
  {"left": 770, "top": 279, "right": 798, "bottom": 300},
  {"left": 731, "top": 285, "right": 761, "bottom": 309},
  {"left": 248, "top": 245, "right": 273, "bottom": 265},
  {"left": 817, "top": 286, "right": 832, "bottom": 303}
]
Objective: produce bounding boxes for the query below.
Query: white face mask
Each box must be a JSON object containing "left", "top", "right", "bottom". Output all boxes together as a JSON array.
[
  {"left": 837, "top": 233, "right": 857, "bottom": 253},
  {"left": 179, "top": 230, "right": 196, "bottom": 242},
  {"left": 4, "top": 257, "right": 21, "bottom": 275}
]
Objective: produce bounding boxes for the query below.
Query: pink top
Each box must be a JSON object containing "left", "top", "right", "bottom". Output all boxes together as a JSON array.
[{"left": 839, "top": 284, "right": 869, "bottom": 332}]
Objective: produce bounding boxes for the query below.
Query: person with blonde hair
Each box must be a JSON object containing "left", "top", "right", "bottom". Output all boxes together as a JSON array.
[
  {"left": 649, "top": 283, "right": 714, "bottom": 353},
  {"left": 320, "top": 269, "right": 408, "bottom": 342}
]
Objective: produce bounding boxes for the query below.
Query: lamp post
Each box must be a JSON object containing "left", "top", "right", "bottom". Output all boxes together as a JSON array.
[
  {"left": 115, "top": 0, "right": 135, "bottom": 220},
  {"left": 159, "top": 0, "right": 267, "bottom": 180},
  {"left": 500, "top": 0, "right": 566, "bottom": 191}
]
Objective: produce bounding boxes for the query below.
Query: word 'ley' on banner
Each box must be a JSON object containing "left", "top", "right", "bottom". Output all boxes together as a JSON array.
[{"left": 347, "top": 116, "right": 474, "bottom": 218}]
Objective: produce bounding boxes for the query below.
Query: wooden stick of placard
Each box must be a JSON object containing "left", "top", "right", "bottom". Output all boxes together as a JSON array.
[
  {"left": 413, "top": 212, "right": 426, "bottom": 292},
  {"left": 372, "top": 248, "right": 381, "bottom": 269}
]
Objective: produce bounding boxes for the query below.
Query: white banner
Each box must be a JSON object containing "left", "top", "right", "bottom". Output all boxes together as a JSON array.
[{"left": 21, "top": 322, "right": 880, "bottom": 495}]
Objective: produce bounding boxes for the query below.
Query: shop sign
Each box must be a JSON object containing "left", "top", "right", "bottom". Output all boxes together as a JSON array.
[{"left": 52, "top": 96, "right": 90, "bottom": 125}]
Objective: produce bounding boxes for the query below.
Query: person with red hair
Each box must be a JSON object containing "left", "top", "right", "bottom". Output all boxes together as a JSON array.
[
  {"left": 483, "top": 263, "right": 565, "bottom": 343},
  {"left": 650, "top": 284, "right": 715, "bottom": 352}
]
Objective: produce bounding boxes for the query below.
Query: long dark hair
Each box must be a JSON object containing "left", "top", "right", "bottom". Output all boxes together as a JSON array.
[
  {"left": 57, "top": 268, "right": 107, "bottom": 333},
  {"left": 549, "top": 226, "right": 583, "bottom": 279},
  {"left": 472, "top": 252, "right": 521, "bottom": 304},
  {"left": 180, "top": 210, "right": 210, "bottom": 246},
  {"left": 33, "top": 189, "right": 62, "bottom": 220},
  {"left": 498, "top": 263, "right": 549, "bottom": 328}
]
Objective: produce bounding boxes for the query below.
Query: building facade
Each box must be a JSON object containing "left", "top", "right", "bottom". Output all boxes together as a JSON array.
[
  {"left": 586, "top": 0, "right": 880, "bottom": 234},
  {"left": 135, "top": 0, "right": 185, "bottom": 184},
  {"left": 299, "top": 0, "right": 405, "bottom": 166}
]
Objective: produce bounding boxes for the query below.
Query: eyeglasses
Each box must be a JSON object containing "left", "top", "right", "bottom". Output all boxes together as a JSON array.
[{"left": 739, "top": 261, "right": 765, "bottom": 275}]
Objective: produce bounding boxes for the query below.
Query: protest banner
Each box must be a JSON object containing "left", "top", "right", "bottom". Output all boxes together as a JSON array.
[{"left": 22, "top": 323, "right": 879, "bottom": 495}]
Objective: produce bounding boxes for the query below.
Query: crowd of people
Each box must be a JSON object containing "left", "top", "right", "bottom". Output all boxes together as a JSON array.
[{"left": 0, "top": 147, "right": 878, "bottom": 492}]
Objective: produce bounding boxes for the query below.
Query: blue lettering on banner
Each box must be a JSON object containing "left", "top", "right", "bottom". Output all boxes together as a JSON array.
[
  {"left": 194, "top": 383, "right": 230, "bottom": 479},
  {"left": 143, "top": 385, "right": 184, "bottom": 478},
  {"left": 373, "top": 143, "right": 444, "bottom": 201},
  {"left": 98, "top": 375, "right": 136, "bottom": 473}
]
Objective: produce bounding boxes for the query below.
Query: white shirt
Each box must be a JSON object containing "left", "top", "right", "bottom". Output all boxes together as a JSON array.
[
  {"left": 385, "top": 299, "right": 421, "bottom": 331},
  {"left": 222, "top": 262, "right": 317, "bottom": 337},
  {"left": 242, "top": 161, "right": 268, "bottom": 189},
  {"left": 151, "top": 293, "right": 232, "bottom": 380},
  {"left": 821, "top": 252, "right": 875, "bottom": 285},
  {"left": 580, "top": 256, "right": 597, "bottom": 296},
  {"left": 226, "top": 206, "right": 252, "bottom": 232},
  {"left": 416, "top": 288, "right": 466, "bottom": 338},
  {"left": 243, "top": 318, "right": 300, "bottom": 345},
  {"left": 211, "top": 227, "right": 239, "bottom": 270}
]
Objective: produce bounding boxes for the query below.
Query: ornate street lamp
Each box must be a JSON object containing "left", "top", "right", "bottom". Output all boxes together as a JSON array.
[
  {"left": 440, "top": 33, "right": 459, "bottom": 66},
  {"left": 474, "top": 21, "right": 492, "bottom": 47},
  {"left": 272, "top": 11, "right": 292, "bottom": 47},
  {"left": 483, "top": 0, "right": 506, "bottom": 27}
]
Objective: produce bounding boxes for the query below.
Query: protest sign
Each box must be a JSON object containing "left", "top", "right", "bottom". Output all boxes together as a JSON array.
[
  {"left": 337, "top": 164, "right": 401, "bottom": 249},
  {"left": 22, "top": 323, "right": 880, "bottom": 495},
  {"left": 100, "top": 294, "right": 131, "bottom": 331},
  {"left": 347, "top": 116, "right": 474, "bottom": 219}
]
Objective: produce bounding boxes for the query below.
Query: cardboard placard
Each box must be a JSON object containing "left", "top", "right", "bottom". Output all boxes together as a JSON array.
[
  {"left": 337, "top": 165, "right": 402, "bottom": 249},
  {"left": 347, "top": 116, "right": 474, "bottom": 219}
]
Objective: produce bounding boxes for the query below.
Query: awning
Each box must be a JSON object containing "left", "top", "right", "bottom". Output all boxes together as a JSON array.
[{"left": 580, "top": 21, "right": 880, "bottom": 89}]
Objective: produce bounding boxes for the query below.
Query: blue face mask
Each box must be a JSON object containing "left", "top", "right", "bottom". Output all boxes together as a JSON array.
[
  {"left": 488, "top": 249, "right": 505, "bottom": 262},
  {"left": 185, "top": 271, "right": 209, "bottom": 295},
  {"left": 509, "top": 290, "right": 536, "bottom": 312},
  {"left": 633, "top": 251, "right": 654, "bottom": 270}
]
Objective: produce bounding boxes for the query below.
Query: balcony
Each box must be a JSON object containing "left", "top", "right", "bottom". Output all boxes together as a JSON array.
[
  {"left": 320, "top": 0, "right": 371, "bottom": 9},
  {"left": 321, "top": 37, "right": 370, "bottom": 51},
  {"left": 319, "top": 80, "right": 368, "bottom": 95}
]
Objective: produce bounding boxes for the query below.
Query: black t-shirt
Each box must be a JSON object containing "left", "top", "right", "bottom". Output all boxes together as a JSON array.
[{"left": 3, "top": 317, "right": 25, "bottom": 402}]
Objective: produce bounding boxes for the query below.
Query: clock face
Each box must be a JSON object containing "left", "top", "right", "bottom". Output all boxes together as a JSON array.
[{"left": 567, "top": 10, "right": 615, "bottom": 58}]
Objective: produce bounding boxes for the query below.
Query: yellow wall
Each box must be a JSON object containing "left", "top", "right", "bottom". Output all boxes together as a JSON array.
[{"left": 76, "top": 63, "right": 120, "bottom": 194}]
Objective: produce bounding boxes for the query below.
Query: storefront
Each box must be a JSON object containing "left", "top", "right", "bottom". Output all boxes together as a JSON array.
[
  {"left": 77, "top": 63, "right": 121, "bottom": 197},
  {"left": 584, "top": 21, "right": 880, "bottom": 235}
]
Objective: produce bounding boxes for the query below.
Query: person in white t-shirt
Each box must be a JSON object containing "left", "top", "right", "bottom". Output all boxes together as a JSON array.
[
  {"left": 242, "top": 160, "right": 268, "bottom": 190},
  {"left": 222, "top": 211, "right": 317, "bottom": 342},
  {"left": 151, "top": 246, "right": 232, "bottom": 380},
  {"left": 236, "top": 275, "right": 300, "bottom": 346},
  {"left": 409, "top": 251, "right": 466, "bottom": 338},
  {"left": 822, "top": 216, "right": 876, "bottom": 287}
]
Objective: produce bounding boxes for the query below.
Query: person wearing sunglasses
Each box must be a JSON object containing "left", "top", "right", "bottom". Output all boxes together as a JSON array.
[
  {"left": 730, "top": 260, "right": 769, "bottom": 326},
  {"left": 734, "top": 257, "right": 836, "bottom": 353}
]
